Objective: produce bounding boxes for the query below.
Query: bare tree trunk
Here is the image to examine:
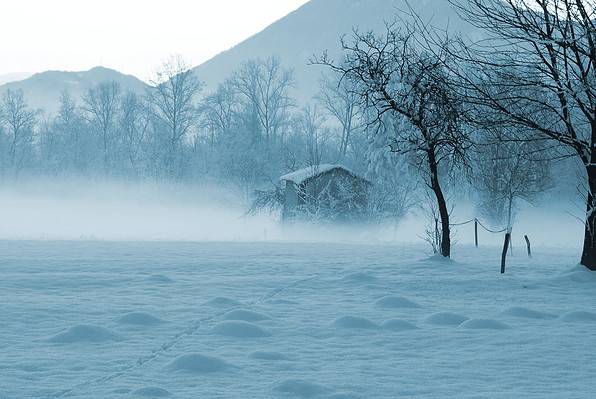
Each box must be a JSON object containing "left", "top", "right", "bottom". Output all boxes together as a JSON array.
[
  {"left": 507, "top": 195, "right": 513, "bottom": 254},
  {"left": 581, "top": 165, "right": 596, "bottom": 270},
  {"left": 428, "top": 148, "right": 451, "bottom": 258}
]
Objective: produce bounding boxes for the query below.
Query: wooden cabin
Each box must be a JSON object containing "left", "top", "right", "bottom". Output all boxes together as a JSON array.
[{"left": 280, "top": 164, "right": 370, "bottom": 221}]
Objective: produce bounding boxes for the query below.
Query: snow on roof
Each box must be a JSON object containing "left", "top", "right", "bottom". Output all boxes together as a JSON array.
[{"left": 280, "top": 164, "right": 363, "bottom": 185}]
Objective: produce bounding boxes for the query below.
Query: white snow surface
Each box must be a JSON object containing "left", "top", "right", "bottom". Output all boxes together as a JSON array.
[
  {"left": 1, "top": 240, "right": 595, "bottom": 398},
  {"left": 280, "top": 164, "right": 360, "bottom": 184}
]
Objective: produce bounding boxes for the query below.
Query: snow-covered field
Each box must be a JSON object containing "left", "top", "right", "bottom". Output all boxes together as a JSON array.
[{"left": 1, "top": 240, "right": 595, "bottom": 398}]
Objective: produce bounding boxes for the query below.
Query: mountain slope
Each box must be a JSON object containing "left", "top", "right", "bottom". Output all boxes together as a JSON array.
[
  {"left": 193, "top": 0, "right": 475, "bottom": 102},
  {"left": 0, "top": 67, "right": 148, "bottom": 114},
  {"left": 0, "top": 72, "right": 33, "bottom": 86}
]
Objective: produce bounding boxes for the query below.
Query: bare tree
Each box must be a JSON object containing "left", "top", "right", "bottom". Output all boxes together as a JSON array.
[
  {"left": 316, "top": 73, "right": 361, "bottom": 159},
  {"left": 231, "top": 57, "right": 295, "bottom": 146},
  {"left": 119, "top": 91, "right": 150, "bottom": 174},
  {"left": 475, "top": 139, "right": 552, "bottom": 236},
  {"left": 200, "top": 80, "right": 238, "bottom": 147},
  {"left": 366, "top": 116, "right": 418, "bottom": 228},
  {"left": 442, "top": 0, "right": 596, "bottom": 269},
  {"left": 147, "top": 57, "right": 202, "bottom": 178},
  {"left": 39, "top": 90, "right": 81, "bottom": 173},
  {"left": 0, "top": 89, "right": 37, "bottom": 173},
  {"left": 82, "top": 81, "right": 121, "bottom": 173},
  {"left": 315, "top": 25, "right": 470, "bottom": 257},
  {"left": 296, "top": 105, "right": 328, "bottom": 167}
]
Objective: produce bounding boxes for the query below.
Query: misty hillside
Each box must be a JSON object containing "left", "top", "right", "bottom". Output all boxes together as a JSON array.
[
  {"left": 0, "top": 72, "right": 33, "bottom": 86},
  {"left": 0, "top": 66, "right": 148, "bottom": 114},
  {"left": 193, "top": 0, "right": 475, "bottom": 101}
]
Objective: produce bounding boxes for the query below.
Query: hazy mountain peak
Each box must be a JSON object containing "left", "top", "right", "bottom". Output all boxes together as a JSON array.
[
  {"left": 0, "top": 72, "right": 33, "bottom": 86},
  {"left": 192, "top": 0, "right": 471, "bottom": 102},
  {"left": 0, "top": 66, "right": 148, "bottom": 114}
]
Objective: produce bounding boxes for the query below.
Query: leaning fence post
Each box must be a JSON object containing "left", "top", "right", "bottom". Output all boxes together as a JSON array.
[
  {"left": 474, "top": 219, "right": 479, "bottom": 247},
  {"left": 501, "top": 232, "right": 511, "bottom": 274},
  {"left": 524, "top": 235, "right": 532, "bottom": 258}
]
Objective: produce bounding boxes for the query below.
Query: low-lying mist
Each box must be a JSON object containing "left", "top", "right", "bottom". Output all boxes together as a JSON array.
[
  {"left": 0, "top": 178, "right": 390, "bottom": 243},
  {"left": 0, "top": 178, "right": 585, "bottom": 251}
]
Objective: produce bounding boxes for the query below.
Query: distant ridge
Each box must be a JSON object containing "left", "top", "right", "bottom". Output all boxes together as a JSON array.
[
  {"left": 0, "top": 66, "right": 148, "bottom": 114},
  {"left": 0, "top": 72, "right": 33, "bottom": 86}
]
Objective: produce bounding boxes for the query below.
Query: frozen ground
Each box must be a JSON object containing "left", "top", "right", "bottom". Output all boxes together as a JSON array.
[{"left": 1, "top": 240, "right": 595, "bottom": 398}]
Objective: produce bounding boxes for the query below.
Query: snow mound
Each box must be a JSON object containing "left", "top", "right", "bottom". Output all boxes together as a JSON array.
[
  {"left": 145, "top": 274, "right": 173, "bottom": 284},
  {"left": 557, "top": 265, "right": 596, "bottom": 283},
  {"left": 333, "top": 316, "right": 379, "bottom": 329},
  {"left": 223, "top": 309, "right": 270, "bottom": 322},
  {"left": 459, "top": 319, "right": 511, "bottom": 330},
  {"left": 425, "top": 312, "right": 469, "bottom": 326},
  {"left": 167, "top": 353, "right": 231, "bottom": 373},
  {"left": 559, "top": 311, "right": 596, "bottom": 322},
  {"left": 381, "top": 319, "right": 418, "bottom": 331},
  {"left": 47, "top": 324, "right": 121, "bottom": 343},
  {"left": 250, "top": 351, "right": 291, "bottom": 361},
  {"left": 117, "top": 312, "right": 164, "bottom": 326},
  {"left": 341, "top": 272, "right": 377, "bottom": 283},
  {"left": 328, "top": 393, "right": 362, "bottom": 399},
  {"left": 212, "top": 321, "right": 271, "bottom": 338},
  {"left": 267, "top": 299, "right": 298, "bottom": 305},
  {"left": 273, "top": 378, "right": 330, "bottom": 397},
  {"left": 204, "top": 297, "right": 242, "bottom": 307},
  {"left": 426, "top": 254, "right": 454, "bottom": 264},
  {"left": 502, "top": 307, "right": 557, "bottom": 320},
  {"left": 112, "top": 388, "right": 132, "bottom": 394},
  {"left": 132, "top": 387, "right": 171, "bottom": 397},
  {"left": 374, "top": 295, "right": 421, "bottom": 309}
]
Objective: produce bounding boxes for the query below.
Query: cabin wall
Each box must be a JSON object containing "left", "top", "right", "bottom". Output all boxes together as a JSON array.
[{"left": 282, "top": 181, "right": 299, "bottom": 220}]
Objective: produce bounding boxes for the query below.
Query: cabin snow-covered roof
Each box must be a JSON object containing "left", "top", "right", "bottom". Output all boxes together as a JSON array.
[{"left": 280, "top": 164, "right": 366, "bottom": 185}]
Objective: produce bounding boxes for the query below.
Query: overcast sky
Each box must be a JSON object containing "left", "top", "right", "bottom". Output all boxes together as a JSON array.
[{"left": 0, "top": 0, "right": 310, "bottom": 80}]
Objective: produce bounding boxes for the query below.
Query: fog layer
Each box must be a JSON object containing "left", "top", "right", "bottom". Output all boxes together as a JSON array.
[{"left": 0, "top": 179, "right": 583, "bottom": 251}]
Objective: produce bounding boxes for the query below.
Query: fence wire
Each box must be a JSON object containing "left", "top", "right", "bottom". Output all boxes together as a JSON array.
[{"left": 449, "top": 218, "right": 508, "bottom": 234}]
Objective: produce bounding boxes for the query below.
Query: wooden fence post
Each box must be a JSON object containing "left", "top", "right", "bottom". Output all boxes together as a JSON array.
[
  {"left": 524, "top": 235, "right": 532, "bottom": 258},
  {"left": 501, "top": 233, "right": 511, "bottom": 274},
  {"left": 474, "top": 219, "right": 478, "bottom": 248}
]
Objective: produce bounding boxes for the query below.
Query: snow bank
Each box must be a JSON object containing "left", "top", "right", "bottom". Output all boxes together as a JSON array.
[
  {"left": 167, "top": 353, "right": 231, "bottom": 373},
  {"left": 145, "top": 274, "right": 174, "bottom": 284},
  {"left": 222, "top": 309, "right": 270, "bottom": 322},
  {"left": 116, "top": 312, "right": 164, "bottom": 326},
  {"left": 204, "top": 297, "right": 243, "bottom": 307},
  {"left": 328, "top": 393, "right": 362, "bottom": 399},
  {"left": 132, "top": 387, "right": 171, "bottom": 397},
  {"left": 47, "top": 325, "right": 121, "bottom": 343},
  {"left": 211, "top": 321, "right": 271, "bottom": 338},
  {"left": 249, "top": 351, "right": 291, "bottom": 361},
  {"left": 459, "top": 319, "right": 511, "bottom": 330},
  {"left": 374, "top": 295, "right": 421, "bottom": 309},
  {"left": 559, "top": 311, "right": 596, "bottom": 322},
  {"left": 381, "top": 319, "right": 418, "bottom": 331},
  {"left": 3, "top": 241, "right": 594, "bottom": 398},
  {"left": 502, "top": 307, "right": 557, "bottom": 320},
  {"left": 333, "top": 316, "right": 379, "bottom": 329},
  {"left": 425, "top": 312, "right": 469, "bottom": 326},
  {"left": 273, "top": 378, "right": 330, "bottom": 397},
  {"left": 341, "top": 272, "right": 378, "bottom": 283}
]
